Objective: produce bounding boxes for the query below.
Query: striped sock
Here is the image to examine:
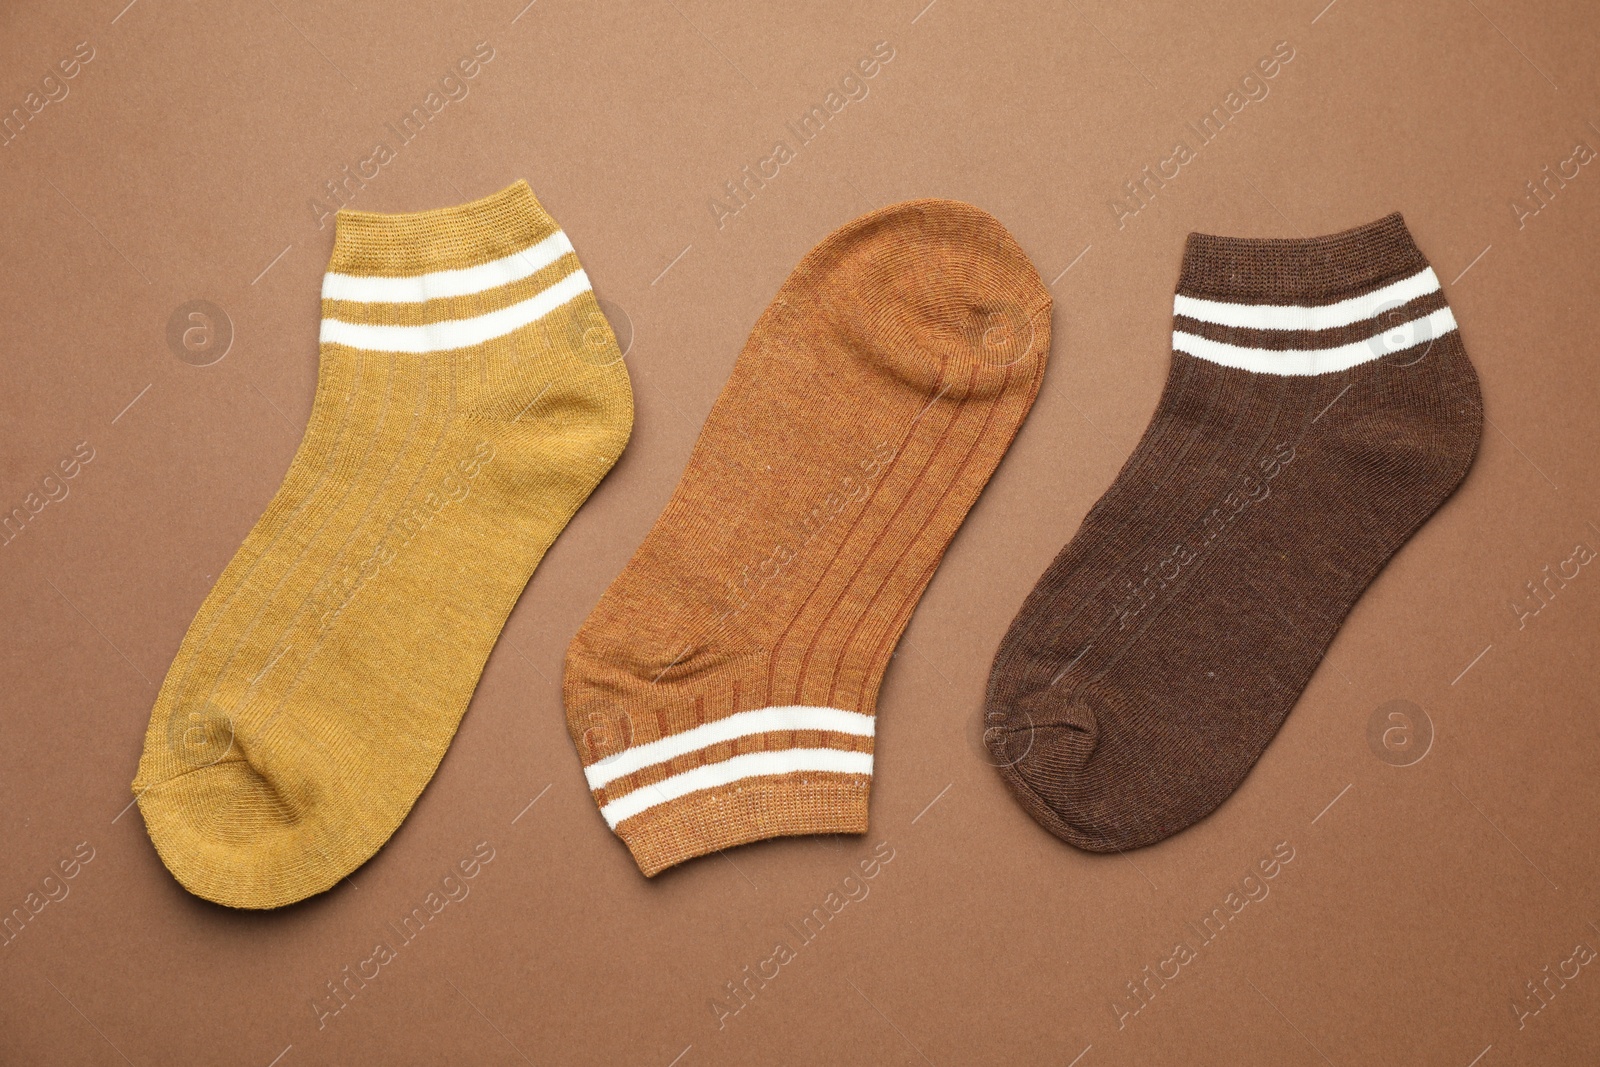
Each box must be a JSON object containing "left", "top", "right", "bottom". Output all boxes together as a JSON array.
[
  {"left": 566, "top": 200, "right": 1051, "bottom": 876},
  {"left": 985, "top": 212, "right": 1483, "bottom": 852},
  {"left": 133, "top": 181, "right": 633, "bottom": 908}
]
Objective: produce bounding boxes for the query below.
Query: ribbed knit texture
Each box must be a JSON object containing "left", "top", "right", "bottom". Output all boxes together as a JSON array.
[
  {"left": 985, "top": 212, "right": 1483, "bottom": 852},
  {"left": 134, "top": 181, "right": 633, "bottom": 907},
  {"left": 566, "top": 200, "right": 1051, "bottom": 876}
]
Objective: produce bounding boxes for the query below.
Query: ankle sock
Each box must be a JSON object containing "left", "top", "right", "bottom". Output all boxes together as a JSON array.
[
  {"left": 565, "top": 200, "right": 1051, "bottom": 876},
  {"left": 134, "top": 181, "right": 633, "bottom": 907},
  {"left": 985, "top": 212, "right": 1482, "bottom": 852}
]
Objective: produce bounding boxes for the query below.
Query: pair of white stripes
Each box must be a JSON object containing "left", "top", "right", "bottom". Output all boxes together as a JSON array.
[
  {"left": 589, "top": 705, "right": 876, "bottom": 828},
  {"left": 1172, "top": 266, "right": 1457, "bottom": 375},
  {"left": 319, "top": 231, "right": 590, "bottom": 354}
]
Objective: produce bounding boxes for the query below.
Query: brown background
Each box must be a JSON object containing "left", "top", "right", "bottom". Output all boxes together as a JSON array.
[{"left": 3, "top": 0, "right": 1598, "bottom": 1064}]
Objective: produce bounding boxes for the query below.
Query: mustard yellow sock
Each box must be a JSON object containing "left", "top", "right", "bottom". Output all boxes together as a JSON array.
[{"left": 133, "top": 181, "right": 632, "bottom": 908}]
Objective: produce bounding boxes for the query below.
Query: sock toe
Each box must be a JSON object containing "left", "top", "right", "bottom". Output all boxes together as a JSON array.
[
  {"left": 990, "top": 688, "right": 1177, "bottom": 852},
  {"left": 1005, "top": 689, "right": 1097, "bottom": 786},
  {"left": 136, "top": 730, "right": 371, "bottom": 909}
]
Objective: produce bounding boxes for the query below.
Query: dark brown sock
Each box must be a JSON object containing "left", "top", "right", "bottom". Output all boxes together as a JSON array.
[{"left": 984, "top": 212, "right": 1483, "bottom": 851}]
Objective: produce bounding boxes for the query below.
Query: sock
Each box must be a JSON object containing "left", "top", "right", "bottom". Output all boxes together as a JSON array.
[
  {"left": 985, "top": 212, "right": 1482, "bottom": 851},
  {"left": 133, "top": 181, "right": 633, "bottom": 907},
  {"left": 565, "top": 200, "right": 1051, "bottom": 876}
]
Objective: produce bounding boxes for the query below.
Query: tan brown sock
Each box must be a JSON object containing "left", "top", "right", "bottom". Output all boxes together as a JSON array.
[
  {"left": 565, "top": 200, "right": 1051, "bottom": 876},
  {"left": 986, "top": 212, "right": 1482, "bottom": 852}
]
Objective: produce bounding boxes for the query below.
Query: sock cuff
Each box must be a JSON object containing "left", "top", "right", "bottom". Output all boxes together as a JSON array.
[
  {"left": 616, "top": 772, "right": 871, "bottom": 877},
  {"left": 328, "top": 179, "right": 560, "bottom": 277},
  {"left": 1177, "top": 211, "right": 1427, "bottom": 305},
  {"left": 582, "top": 704, "right": 877, "bottom": 875},
  {"left": 1171, "top": 213, "right": 1456, "bottom": 376}
]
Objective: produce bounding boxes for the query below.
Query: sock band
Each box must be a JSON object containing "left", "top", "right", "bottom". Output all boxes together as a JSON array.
[
  {"left": 322, "top": 229, "right": 576, "bottom": 302},
  {"left": 1174, "top": 265, "right": 1443, "bottom": 330},
  {"left": 319, "top": 268, "right": 592, "bottom": 353},
  {"left": 598, "top": 747, "right": 876, "bottom": 827},
  {"left": 1172, "top": 304, "right": 1457, "bottom": 375},
  {"left": 583, "top": 705, "right": 875, "bottom": 789}
]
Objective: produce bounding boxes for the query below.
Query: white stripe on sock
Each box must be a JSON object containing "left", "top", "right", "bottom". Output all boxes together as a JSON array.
[
  {"left": 319, "top": 268, "right": 591, "bottom": 354},
  {"left": 1173, "top": 266, "right": 1441, "bottom": 331},
  {"left": 321, "top": 231, "right": 575, "bottom": 303},
  {"left": 584, "top": 705, "right": 875, "bottom": 790},
  {"left": 600, "top": 748, "right": 873, "bottom": 829},
  {"left": 1173, "top": 306, "right": 1457, "bottom": 376}
]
